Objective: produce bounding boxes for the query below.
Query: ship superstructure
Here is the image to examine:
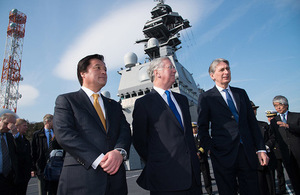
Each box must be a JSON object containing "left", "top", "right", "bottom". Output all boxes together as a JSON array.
[{"left": 117, "top": 1, "right": 201, "bottom": 169}]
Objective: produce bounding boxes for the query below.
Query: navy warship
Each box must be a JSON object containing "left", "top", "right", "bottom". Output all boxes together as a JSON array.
[{"left": 117, "top": 0, "right": 202, "bottom": 170}]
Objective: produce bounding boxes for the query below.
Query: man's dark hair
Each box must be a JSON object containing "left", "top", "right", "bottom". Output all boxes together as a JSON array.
[{"left": 77, "top": 54, "right": 104, "bottom": 86}]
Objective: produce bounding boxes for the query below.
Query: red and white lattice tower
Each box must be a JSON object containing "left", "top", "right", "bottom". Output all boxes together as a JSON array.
[{"left": 0, "top": 9, "right": 27, "bottom": 113}]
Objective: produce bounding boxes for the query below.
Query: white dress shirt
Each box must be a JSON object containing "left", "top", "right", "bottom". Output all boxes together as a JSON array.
[
  {"left": 153, "top": 86, "right": 184, "bottom": 128},
  {"left": 215, "top": 85, "right": 238, "bottom": 110},
  {"left": 81, "top": 86, "right": 106, "bottom": 118}
]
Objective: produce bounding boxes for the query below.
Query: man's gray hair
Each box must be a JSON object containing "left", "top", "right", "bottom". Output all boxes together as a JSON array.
[
  {"left": 43, "top": 114, "right": 53, "bottom": 125},
  {"left": 147, "top": 56, "right": 170, "bottom": 82},
  {"left": 209, "top": 58, "right": 229, "bottom": 74},
  {"left": 0, "top": 113, "right": 16, "bottom": 121},
  {"left": 273, "top": 95, "right": 289, "bottom": 106}
]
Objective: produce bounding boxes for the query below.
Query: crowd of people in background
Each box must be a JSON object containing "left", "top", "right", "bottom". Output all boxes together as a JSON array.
[{"left": 0, "top": 55, "right": 299, "bottom": 195}]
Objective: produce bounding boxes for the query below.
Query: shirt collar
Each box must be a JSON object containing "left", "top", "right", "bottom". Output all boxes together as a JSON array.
[
  {"left": 215, "top": 85, "right": 231, "bottom": 93},
  {"left": 153, "top": 86, "right": 170, "bottom": 96},
  {"left": 14, "top": 132, "right": 20, "bottom": 138},
  {"left": 81, "top": 86, "right": 101, "bottom": 97},
  {"left": 44, "top": 128, "right": 52, "bottom": 133},
  {"left": 281, "top": 110, "right": 288, "bottom": 116}
]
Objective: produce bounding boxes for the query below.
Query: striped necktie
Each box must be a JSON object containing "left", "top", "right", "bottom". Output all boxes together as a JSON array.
[{"left": 281, "top": 113, "right": 287, "bottom": 123}]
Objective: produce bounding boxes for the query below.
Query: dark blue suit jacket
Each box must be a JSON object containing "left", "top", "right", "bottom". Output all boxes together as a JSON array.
[
  {"left": 197, "top": 86, "right": 265, "bottom": 169},
  {"left": 53, "top": 89, "right": 131, "bottom": 195},
  {"left": 132, "top": 89, "right": 201, "bottom": 191}
]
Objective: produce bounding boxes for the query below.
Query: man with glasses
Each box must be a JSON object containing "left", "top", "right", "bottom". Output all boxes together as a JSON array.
[
  {"left": 133, "top": 56, "right": 201, "bottom": 194},
  {"left": 270, "top": 95, "right": 300, "bottom": 194}
]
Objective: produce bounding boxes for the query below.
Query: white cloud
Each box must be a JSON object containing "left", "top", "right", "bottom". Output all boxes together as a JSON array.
[
  {"left": 54, "top": 0, "right": 201, "bottom": 81},
  {"left": 18, "top": 84, "right": 40, "bottom": 106}
]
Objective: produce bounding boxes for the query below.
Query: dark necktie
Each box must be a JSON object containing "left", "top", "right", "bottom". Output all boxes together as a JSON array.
[
  {"left": 48, "top": 130, "right": 53, "bottom": 154},
  {"left": 165, "top": 90, "right": 184, "bottom": 129},
  {"left": 223, "top": 89, "right": 239, "bottom": 122},
  {"left": 1, "top": 133, "right": 11, "bottom": 177},
  {"left": 281, "top": 113, "right": 287, "bottom": 123}
]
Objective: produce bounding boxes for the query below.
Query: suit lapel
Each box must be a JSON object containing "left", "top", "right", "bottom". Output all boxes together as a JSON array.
[
  {"left": 151, "top": 89, "right": 183, "bottom": 131},
  {"left": 287, "top": 111, "right": 291, "bottom": 123},
  {"left": 230, "top": 87, "right": 241, "bottom": 113},
  {"left": 102, "top": 95, "right": 111, "bottom": 132},
  {"left": 211, "top": 86, "right": 229, "bottom": 110},
  {"left": 172, "top": 92, "right": 187, "bottom": 131},
  {"left": 77, "top": 89, "right": 106, "bottom": 133}
]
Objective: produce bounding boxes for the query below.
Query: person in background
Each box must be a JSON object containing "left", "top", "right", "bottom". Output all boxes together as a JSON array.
[
  {"left": 14, "top": 118, "right": 32, "bottom": 195},
  {"left": 270, "top": 95, "right": 300, "bottom": 195},
  {"left": 0, "top": 113, "right": 18, "bottom": 195},
  {"left": 31, "top": 114, "right": 57, "bottom": 195},
  {"left": 8, "top": 122, "right": 18, "bottom": 137},
  {"left": 133, "top": 57, "right": 201, "bottom": 194},
  {"left": 197, "top": 58, "right": 268, "bottom": 195},
  {"left": 251, "top": 101, "right": 276, "bottom": 195},
  {"left": 53, "top": 54, "right": 131, "bottom": 195},
  {"left": 192, "top": 122, "right": 213, "bottom": 195},
  {"left": 266, "top": 110, "right": 287, "bottom": 194}
]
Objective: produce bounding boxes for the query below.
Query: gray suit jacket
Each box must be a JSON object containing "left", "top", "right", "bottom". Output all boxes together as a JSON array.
[{"left": 53, "top": 89, "right": 131, "bottom": 195}]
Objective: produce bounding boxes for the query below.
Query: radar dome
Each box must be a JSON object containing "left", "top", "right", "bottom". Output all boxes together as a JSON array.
[
  {"left": 11, "top": 9, "right": 18, "bottom": 14},
  {"left": 147, "top": 38, "right": 159, "bottom": 48},
  {"left": 0, "top": 109, "right": 19, "bottom": 118},
  {"left": 124, "top": 52, "right": 138, "bottom": 68},
  {"left": 101, "top": 91, "right": 111, "bottom": 99},
  {"left": 10, "top": 23, "right": 17, "bottom": 28}
]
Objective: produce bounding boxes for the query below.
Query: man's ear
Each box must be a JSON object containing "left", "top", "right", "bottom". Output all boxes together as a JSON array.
[
  {"left": 209, "top": 73, "right": 215, "bottom": 81},
  {"left": 80, "top": 72, "right": 85, "bottom": 79},
  {"left": 154, "top": 69, "right": 161, "bottom": 78}
]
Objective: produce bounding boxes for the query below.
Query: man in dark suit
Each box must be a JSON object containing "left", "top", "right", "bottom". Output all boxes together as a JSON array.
[
  {"left": 266, "top": 110, "right": 287, "bottom": 194},
  {"left": 14, "top": 118, "right": 32, "bottom": 195},
  {"left": 132, "top": 57, "right": 202, "bottom": 194},
  {"left": 32, "top": 114, "right": 58, "bottom": 195},
  {"left": 53, "top": 54, "right": 131, "bottom": 195},
  {"left": 197, "top": 58, "right": 269, "bottom": 195},
  {"left": 192, "top": 122, "right": 213, "bottom": 195},
  {"left": 0, "top": 113, "right": 18, "bottom": 195},
  {"left": 270, "top": 95, "right": 300, "bottom": 195},
  {"left": 251, "top": 102, "right": 276, "bottom": 195}
]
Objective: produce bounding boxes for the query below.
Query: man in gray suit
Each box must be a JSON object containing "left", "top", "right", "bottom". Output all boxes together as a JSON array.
[{"left": 53, "top": 54, "right": 131, "bottom": 195}]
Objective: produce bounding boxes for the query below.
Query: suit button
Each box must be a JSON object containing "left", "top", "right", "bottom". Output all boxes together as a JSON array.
[{"left": 231, "top": 115, "right": 234, "bottom": 119}]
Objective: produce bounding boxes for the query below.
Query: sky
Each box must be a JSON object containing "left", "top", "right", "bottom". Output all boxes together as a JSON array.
[{"left": 0, "top": 0, "right": 299, "bottom": 123}]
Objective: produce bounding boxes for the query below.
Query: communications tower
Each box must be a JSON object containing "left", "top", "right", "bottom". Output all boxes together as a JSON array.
[{"left": 0, "top": 9, "right": 27, "bottom": 112}]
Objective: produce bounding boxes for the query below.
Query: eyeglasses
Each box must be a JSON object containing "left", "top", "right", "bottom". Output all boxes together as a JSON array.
[{"left": 159, "top": 65, "right": 176, "bottom": 69}]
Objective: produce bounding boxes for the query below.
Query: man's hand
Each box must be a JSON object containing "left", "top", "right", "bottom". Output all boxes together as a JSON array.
[
  {"left": 257, "top": 151, "right": 269, "bottom": 166},
  {"left": 277, "top": 121, "right": 289, "bottom": 128},
  {"left": 100, "top": 150, "right": 123, "bottom": 175}
]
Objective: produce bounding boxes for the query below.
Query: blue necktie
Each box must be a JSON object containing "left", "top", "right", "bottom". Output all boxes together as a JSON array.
[
  {"left": 223, "top": 89, "right": 239, "bottom": 123},
  {"left": 281, "top": 114, "right": 286, "bottom": 123},
  {"left": 165, "top": 90, "right": 184, "bottom": 129}
]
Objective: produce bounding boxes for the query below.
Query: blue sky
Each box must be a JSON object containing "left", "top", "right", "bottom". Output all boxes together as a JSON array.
[{"left": 0, "top": 0, "right": 299, "bottom": 123}]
